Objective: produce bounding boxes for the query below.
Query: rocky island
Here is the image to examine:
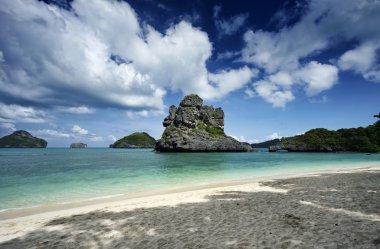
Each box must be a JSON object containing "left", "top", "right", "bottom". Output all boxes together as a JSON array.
[
  {"left": 155, "top": 94, "right": 253, "bottom": 152},
  {"left": 269, "top": 116, "right": 380, "bottom": 153},
  {"left": 0, "top": 130, "right": 47, "bottom": 148},
  {"left": 111, "top": 132, "right": 156, "bottom": 148},
  {"left": 70, "top": 143, "right": 87, "bottom": 148}
]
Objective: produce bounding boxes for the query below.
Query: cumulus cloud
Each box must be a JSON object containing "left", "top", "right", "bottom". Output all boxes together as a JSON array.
[
  {"left": 254, "top": 81, "right": 295, "bottom": 108},
  {"left": 0, "top": 103, "right": 47, "bottom": 123},
  {"left": 241, "top": 0, "right": 380, "bottom": 107},
  {"left": 296, "top": 61, "right": 338, "bottom": 96},
  {"left": 0, "top": 0, "right": 254, "bottom": 117},
  {"left": 248, "top": 61, "right": 338, "bottom": 107},
  {"left": 338, "top": 42, "right": 380, "bottom": 83},
  {"left": 71, "top": 124, "right": 88, "bottom": 136},
  {"left": 207, "top": 67, "right": 258, "bottom": 99},
  {"left": 213, "top": 5, "right": 249, "bottom": 37}
]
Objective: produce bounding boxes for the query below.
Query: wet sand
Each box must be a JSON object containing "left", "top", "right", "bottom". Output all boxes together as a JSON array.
[{"left": 0, "top": 166, "right": 379, "bottom": 248}]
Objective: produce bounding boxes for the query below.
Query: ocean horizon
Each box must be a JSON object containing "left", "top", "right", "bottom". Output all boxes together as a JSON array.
[{"left": 1, "top": 148, "right": 379, "bottom": 212}]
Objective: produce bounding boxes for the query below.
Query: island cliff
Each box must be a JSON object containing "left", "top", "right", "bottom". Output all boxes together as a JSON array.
[
  {"left": 269, "top": 118, "right": 380, "bottom": 153},
  {"left": 70, "top": 143, "right": 87, "bottom": 148},
  {"left": 155, "top": 94, "right": 253, "bottom": 152},
  {"left": 0, "top": 130, "right": 47, "bottom": 148}
]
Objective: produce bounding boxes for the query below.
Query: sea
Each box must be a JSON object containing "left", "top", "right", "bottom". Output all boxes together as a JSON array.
[{"left": 0, "top": 148, "right": 379, "bottom": 212}]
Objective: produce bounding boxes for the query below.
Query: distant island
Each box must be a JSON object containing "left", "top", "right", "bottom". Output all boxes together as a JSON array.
[
  {"left": 70, "top": 143, "right": 87, "bottom": 148},
  {"left": 111, "top": 132, "right": 156, "bottom": 148},
  {"left": 155, "top": 94, "right": 253, "bottom": 152},
  {"left": 0, "top": 130, "right": 47, "bottom": 148},
  {"left": 251, "top": 139, "right": 280, "bottom": 149},
  {"left": 269, "top": 114, "right": 380, "bottom": 153}
]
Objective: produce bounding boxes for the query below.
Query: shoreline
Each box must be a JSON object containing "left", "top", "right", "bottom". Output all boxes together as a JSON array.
[
  {"left": 1, "top": 164, "right": 379, "bottom": 244},
  {"left": 1, "top": 162, "right": 379, "bottom": 221}
]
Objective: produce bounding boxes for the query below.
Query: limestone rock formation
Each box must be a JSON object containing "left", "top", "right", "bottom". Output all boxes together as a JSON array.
[
  {"left": 70, "top": 143, "right": 87, "bottom": 148},
  {"left": 0, "top": 130, "right": 47, "bottom": 148},
  {"left": 156, "top": 94, "right": 253, "bottom": 152}
]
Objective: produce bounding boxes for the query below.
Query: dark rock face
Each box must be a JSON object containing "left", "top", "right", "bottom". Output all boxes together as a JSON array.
[
  {"left": 0, "top": 130, "right": 47, "bottom": 148},
  {"left": 156, "top": 94, "right": 253, "bottom": 152},
  {"left": 70, "top": 143, "right": 87, "bottom": 148},
  {"left": 269, "top": 139, "right": 336, "bottom": 152}
]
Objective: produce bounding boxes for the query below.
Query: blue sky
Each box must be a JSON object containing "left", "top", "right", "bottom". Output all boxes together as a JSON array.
[{"left": 0, "top": 0, "right": 379, "bottom": 147}]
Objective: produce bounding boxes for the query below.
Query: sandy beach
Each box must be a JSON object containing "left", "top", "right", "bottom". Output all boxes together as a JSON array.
[{"left": 1, "top": 166, "right": 379, "bottom": 249}]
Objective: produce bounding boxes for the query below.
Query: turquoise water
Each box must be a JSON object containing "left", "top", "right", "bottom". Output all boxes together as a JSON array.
[{"left": 0, "top": 148, "right": 379, "bottom": 211}]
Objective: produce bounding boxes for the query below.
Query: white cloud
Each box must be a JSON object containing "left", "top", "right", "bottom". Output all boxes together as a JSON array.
[
  {"left": 244, "top": 88, "right": 255, "bottom": 98},
  {"left": 36, "top": 129, "right": 72, "bottom": 138},
  {"left": 338, "top": 42, "right": 380, "bottom": 83},
  {"left": 207, "top": 67, "right": 258, "bottom": 99},
  {"left": 107, "top": 135, "right": 117, "bottom": 142},
  {"left": 0, "top": 51, "right": 4, "bottom": 63},
  {"left": 126, "top": 109, "right": 164, "bottom": 119},
  {"left": 231, "top": 135, "right": 247, "bottom": 142},
  {"left": 213, "top": 6, "right": 249, "bottom": 37},
  {"left": 253, "top": 81, "right": 295, "bottom": 108},
  {"left": 0, "top": 0, "right": 253, "bottom": 116},
  {"left": 216, "top": 50, "right": 241, "bottom": 61},
  {"left": 266, "top": 132, "right": 281, "bottom": 140},
  {"left": 0, "top": 103, "right": 47, "bottom": 123},
  {"left": 248, "top": 61, "right": 338, "bottom": 107},
  {"left": 241, "top": 0, "right": 380, "bottom": 106},
  {"left": 268, "top": 71, "right": 293, "bottom": 88},
  {"left": 71, "top": 124, "right": 88, "bottom": 136},
  {"left": 34, "top": 126, "right": 117, "bottom": 143},
  {"left": 58, "top": 106, "right": 96, "bottom": 114},
  {"left": 296, "top": 61, "right": 338, "bottom": 96}
]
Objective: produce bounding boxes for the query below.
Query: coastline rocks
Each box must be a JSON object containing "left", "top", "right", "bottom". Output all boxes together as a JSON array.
[
  {"left": 111, "top": 132, "right": 156, "bottom": 148},
  {"left": 269, "top": 122, "right": 380, "bottom": 153},
  {"left": 70, "top": 143, "right": 87, "bottom": 148},
  {"left": 0, "top": 130, "right": 47, "bottom": 148},
  {"left": 269, "top": 137, "right": 343, "bottom": 152},
  {"left": 155, "top": 94, "right": 253, "bottom": 152}
]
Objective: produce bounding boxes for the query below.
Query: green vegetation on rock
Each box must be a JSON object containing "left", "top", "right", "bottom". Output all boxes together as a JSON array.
[
  {"left": 112, "top": 132, "right": 156, "bottom": 148},
  {"left": 195, "top": 120, "right": 225, "bottom": 137},
  {"left": 251, "top": 139, "right": 280, "bottom": 148},
  {"left": 270, "top": 117, "right": 380, "bottom": 153},
  {"left": 0, "top": 130, "right": 47, "bottom": 148}
]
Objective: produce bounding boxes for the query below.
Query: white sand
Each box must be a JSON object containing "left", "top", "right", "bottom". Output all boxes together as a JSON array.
[{"left": 1, "top": 165, "right": 379, "bottom": 248}]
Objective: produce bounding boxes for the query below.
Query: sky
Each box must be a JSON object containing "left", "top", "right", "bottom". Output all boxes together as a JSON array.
[{"left": 0, "top": 0, "right": 379, "bottom": 147}]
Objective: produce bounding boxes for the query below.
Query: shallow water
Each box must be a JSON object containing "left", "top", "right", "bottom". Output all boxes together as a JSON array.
[{"left": 0, "top": 148, "right": 379, "bottom": 210}]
